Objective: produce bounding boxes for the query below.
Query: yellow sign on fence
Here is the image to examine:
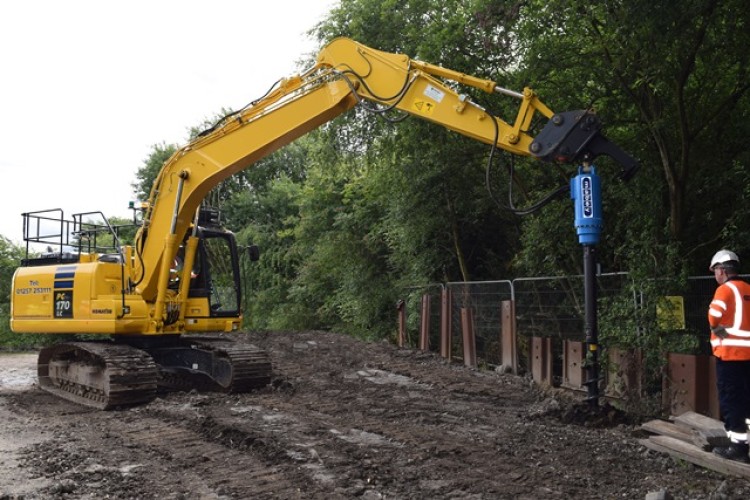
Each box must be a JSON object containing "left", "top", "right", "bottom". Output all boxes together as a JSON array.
[{"left": 656, "top": 295, "right": 686, "bottom": 330}]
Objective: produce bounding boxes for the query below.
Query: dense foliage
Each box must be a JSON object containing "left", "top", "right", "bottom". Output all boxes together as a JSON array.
[
  {"left": 130, "top": 0, "right": 749, "bottom": 341},
  {"left": 0, "top": 236, "right": 36, "bottom": 348}
]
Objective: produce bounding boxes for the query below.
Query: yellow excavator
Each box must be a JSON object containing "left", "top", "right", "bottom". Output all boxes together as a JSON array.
[{"left": 10, "top": 38, "right": 636, "bottom": 409}]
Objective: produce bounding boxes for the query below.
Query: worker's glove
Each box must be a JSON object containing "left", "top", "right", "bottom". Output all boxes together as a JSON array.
[{"left": 712, "top": 326, "right": 729, "bottom": 339}]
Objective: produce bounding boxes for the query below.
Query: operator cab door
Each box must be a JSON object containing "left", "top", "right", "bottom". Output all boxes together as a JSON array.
[{"left": 182, "top": 227, "right": 242, "bottom": 318}]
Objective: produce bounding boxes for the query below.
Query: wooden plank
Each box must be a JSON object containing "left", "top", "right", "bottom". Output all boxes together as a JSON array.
[
  {"left": 641, "top": 419, "right": 694, "bottom": 444},
  {"left": 671, "top": 411, "right": 729, "bottom": 450},
  {"left": 673, "top": 411, "right": 724, "bottom": 432},
  {"left": 640, "top": 435, "right": 750, "bottom": 479}
]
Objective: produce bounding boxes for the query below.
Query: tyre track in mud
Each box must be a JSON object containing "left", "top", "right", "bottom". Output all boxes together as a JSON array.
[
  {"left": 112, "top": 417, "right": 305, "bottom": 498},
  {"left": 6, "top": 388, "right": 312, "bottom": 499},
  {"left": 248, "top": 333, "right": 588, "bottom": 498},
  {"left": 3, "top": 331, "right": 750, "bottom": 499}
]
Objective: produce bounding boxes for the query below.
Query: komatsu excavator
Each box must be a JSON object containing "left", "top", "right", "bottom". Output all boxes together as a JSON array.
[{"left": 10, "top": 38, "right": 636, "bottom": 409}]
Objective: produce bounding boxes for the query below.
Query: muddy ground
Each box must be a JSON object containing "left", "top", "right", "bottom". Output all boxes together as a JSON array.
[{"left": 0, "top": 330, "right": 748, "bottom": 499}]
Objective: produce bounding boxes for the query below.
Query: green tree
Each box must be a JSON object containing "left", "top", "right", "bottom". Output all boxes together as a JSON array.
[
  {"left": 231, "top": 0, "right": 552, "bottom": 337},
  {"left": 126, "top": 0, "right": 750, "bottom": 344},
  {"left": 235, "top": 176, "right": 307, "bottom": 330},
  {"left": 0, "top": 236, "right": 37, "bottom": 348},
  {"left": 316, "top": 0, "right": 529, "bottom": 276},
  {"left": 108, "top": 216, "right": 139, "bottom": 247},
  {"left": 0, "top": 236, "right": 23, "bottom": 309},
  {"left": 132, "top": 142, "right": 178, "bottom": 202},
  {"left": 289, "top": 141, "right": 395, "bottom": 337},
  {"left": 514, "top": 0, "right": 750, "bottom": 275}
]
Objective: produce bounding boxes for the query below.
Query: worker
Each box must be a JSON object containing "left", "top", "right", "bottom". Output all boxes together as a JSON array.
[{"left": 707, "top": 249, "right": 750, "bottom": 463}]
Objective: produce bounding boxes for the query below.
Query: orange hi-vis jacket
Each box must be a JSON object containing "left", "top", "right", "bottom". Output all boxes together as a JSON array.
[{"left": 708, "top": 278, "right": 750, "bottom": 361}]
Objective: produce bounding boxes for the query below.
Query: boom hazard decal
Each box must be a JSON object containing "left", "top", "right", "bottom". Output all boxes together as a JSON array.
[
  {"left": 412, "top": 100, "right": 435, "bottom": 115},
  {"left": 53, "top": 265, "right": 76, "bottom": 319},
  {"left": 411, "top": 84, "right": 444, "bottom": 115}
]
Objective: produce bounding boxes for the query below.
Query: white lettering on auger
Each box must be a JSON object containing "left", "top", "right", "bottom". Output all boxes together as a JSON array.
[{"left": 581, "top": 177, "right": 593, "bottom": 218}]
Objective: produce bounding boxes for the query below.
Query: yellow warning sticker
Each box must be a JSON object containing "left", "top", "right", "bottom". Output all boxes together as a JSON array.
[
  {"left": 656, "top": 295, "right": 686, "bottom": 330},
  {"left": 412, "top": 100, "right": 435, "bottom": 115}
]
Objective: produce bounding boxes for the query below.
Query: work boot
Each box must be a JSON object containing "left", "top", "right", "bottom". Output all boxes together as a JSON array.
[{"left": 713, "top": 442, "right": 750, "bottom": 463}]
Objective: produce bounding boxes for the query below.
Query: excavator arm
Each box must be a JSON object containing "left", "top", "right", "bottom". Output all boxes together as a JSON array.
[
  {"left": 317, "top": 38, "right": 555, "bottom": 154},
  {"left": 135, "top": 37, "right": 634, "bottom": 312}
]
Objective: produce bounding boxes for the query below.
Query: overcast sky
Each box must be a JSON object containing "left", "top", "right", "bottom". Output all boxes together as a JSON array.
[{"left": 0, "top": 0, "right": 336, "bottom": 245}]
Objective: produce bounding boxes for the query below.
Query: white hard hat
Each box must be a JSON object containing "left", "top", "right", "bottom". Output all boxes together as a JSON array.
[{"left": 710, "top": 249, "right": 740, "bottom": 271}]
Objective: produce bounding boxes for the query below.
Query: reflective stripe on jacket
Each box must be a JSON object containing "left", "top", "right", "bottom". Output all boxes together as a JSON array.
[{"left": 709, "top": 279, "right": 750, "bottom": 360}]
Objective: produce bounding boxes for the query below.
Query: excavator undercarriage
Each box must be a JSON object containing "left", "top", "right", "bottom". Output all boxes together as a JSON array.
[{"left": 38, "top": 337, "right": 272, "bottom": 410}]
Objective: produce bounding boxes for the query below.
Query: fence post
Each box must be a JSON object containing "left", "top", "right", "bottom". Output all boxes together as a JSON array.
[
  {"left": 396, "top": 300, "right": 406, "bottom": 348},
  {"left": 419, "top": 294, "right": 431, "bottom": 351},
  {"left": 501, "top": 300, "right": 517, "bottom": 374},
  {"left": 663, "top": 353, "right": 714, "bottom": 417},
  {"left": 461, "top": 307, "right": 477, "bottom": 368},
  {"left": 605, "top": 347, "right": 643, "bottom": 401},
  {"left": 562, "top": 340, "right": 585, "bottom": 390},
  {"left": 441, "top": 287, "right": 452, "bottom": 360},
  {"left": 531, "top": 337, "right": 553, "bottom": 386}
]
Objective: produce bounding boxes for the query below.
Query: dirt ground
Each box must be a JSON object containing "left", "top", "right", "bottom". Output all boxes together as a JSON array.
[{"left": 0, "top": 330, "right": 748, "bottom": 499}]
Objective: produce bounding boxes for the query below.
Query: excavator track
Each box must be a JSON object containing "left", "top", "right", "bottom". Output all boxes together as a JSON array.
[
  {"left": 36, "top": 337, "right": 271, "bottom": 410},
  {"left": 150, "top": 337, "right": 272, "bottom": 394},
  {"left": 37, "top": 342, "right": 159, "bottom": 410}
]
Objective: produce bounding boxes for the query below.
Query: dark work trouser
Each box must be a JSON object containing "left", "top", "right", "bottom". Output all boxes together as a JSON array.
[{"left": 715, "top": 358, "right": 750, "bottom": 443}]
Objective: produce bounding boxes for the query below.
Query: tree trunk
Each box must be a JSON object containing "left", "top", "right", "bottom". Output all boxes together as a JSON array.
[{"left": 445, "top": 191, "right": 470, "bottom": 282}]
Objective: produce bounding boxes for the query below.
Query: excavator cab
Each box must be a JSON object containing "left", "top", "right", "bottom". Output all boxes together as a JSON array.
[{"left": 172, "top": 226, "right": 243, "bottom": 318}]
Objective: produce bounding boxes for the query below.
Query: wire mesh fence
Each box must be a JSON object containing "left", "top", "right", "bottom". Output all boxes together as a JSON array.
[
  {"left": 446, "top": 281, "right": 512, "bottom": 366},
  {"left": 400, "top": 273, "right": 729, "bottom": 369},
  {"left": 398, "top": 273, "right": 742, "bottom": 414},
  {"left": 512, "top": 273, "right": 633, "bottom": 342}
]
